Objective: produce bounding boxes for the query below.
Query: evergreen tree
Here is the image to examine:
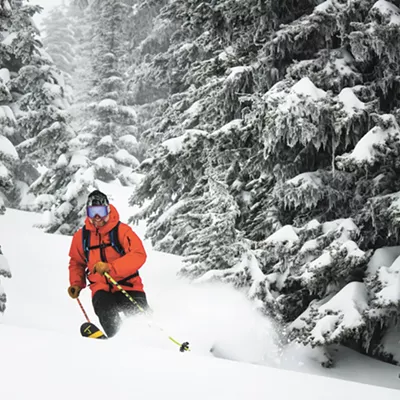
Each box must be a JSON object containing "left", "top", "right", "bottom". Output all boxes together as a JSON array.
[
  {"left": 9, "top": 3, "right": 73, "bottom": 170},
  {"left": 80, "top": 0, "right": 141, "bottom": 186},
  {"left": 0, "top": 0, "right": 13, "bottom": 318},
  {"left": 0, "top": 0, "right": 31, "bottom": 207},
  {"left": 0, "top": 1, "right": 80, "bottom": 234},
  {"left": 128, "top": 0, "right": 400, "bottom": 364},
  {"left": 42, "top": 4, "right": 76, "bottom": 97},
  {"left": 0, "top": 0, "right": 74, "bottom": 213}
]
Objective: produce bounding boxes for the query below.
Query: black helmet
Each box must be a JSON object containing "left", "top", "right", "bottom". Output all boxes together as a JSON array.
[{"left": 87, "top": 190, "right": 109, "bottom": 207}]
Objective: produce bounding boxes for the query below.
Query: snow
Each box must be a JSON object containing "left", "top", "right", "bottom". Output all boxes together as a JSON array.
[
  {"left": 0, "top": 105, "right": 16, "bottom": 124},
  {"left": 179, "top": 42, "right": 195, "bottom": 52},
  {"left": 225, "top": 66, "right": 252, "bottom": 83},
  {"left": 55, "top": 200, "right": 73, "bottom": 217},
  {"left": 56, "top": 154, "right": 68, "bottom": 168},
  {"left": 16, "top": 180, "right": 36, "bottom": 210},
  {"left": 94, "top": 156, "right": 116, "bottom": 169},
  {"left": 322, "top": 218, "right": 359, "bottom": 237},
  {"left": 43, "top": 82, "right": 62, "bottom": 96},
  {"left": 119, "top": 134, "right": 138, "bottom": 145},
  {"left": 372, "top": 0, "right": 400, "bottom": 25},
  {"left": 274, "top": 77, "right": 327, "bottom": 113},
  {"left": 184, "top": 100, "right": 203, "bottom": 117},
  {"left": 316, "top": 282, "right": 368, "bottom": 332},
  {"left": 0, "top": 68, "right": 10, "bottom": 83},
  {"left": 0, "top": 135, "right": 19, "bottom": 160},
  {"left": 64, "top": 167, "right": 96, "bottom": 201},
  {"left": 292, "top": 77, "right": 327, "bottom": 100},
  {"left": 68, "top": 154, "right": 89, "bottom": 169},
  {"left": 121, "top": 105, "right": 137, "bottom": 119},
  {"left": 156, "top": 199, "right": 187, "bottom": 226},
  {"left": 0, "top": 250, "right": 10, "bottom": 276},
  {"left": 338, "top": 88, "right": 365, "bottom": 115},
  {"left": 0, "top": 180, "right": 400, "bottom": 396},
  {"left": 161, "top": 130, "right": 207, "bottom": 154},
  {"left": 114, "top": 149, "right": 140, "bottom": 167},
  {"left": 210, "top": 119, "right": 242, "bottom": 137},
  {"left": 99, "top": 135, "right": 113, "bottom": 145},
  {"left": 306, "top": 251, "right": 332, "bottom": 273},
  {"left": 381, "top": 324, "right": 400, "bottom": 364},
  {"left": 374, "top": 254, "right": 400, "bottom": 305},
  {"left": 367, "top": 246, "right": 400, "bottom": 275},
  {"left": 0, "top": 324, "right": 397, "bottom": 400},
  {"left": 300, "top": 238, "right": 320, "bottom": 253},
  {"left": 2, "top": 32, "right": 17, "bottom": 46},
  {"left": 291, "top": 282, "right": 369, "bottom": 345},
  {"left": 265, "top": 225, "right": 299, "bottom": 243},
  {"left": 162, "top": 135, "right": 187, "bottom": 154},
  {"left": 286, "top": 171, "right": 322, "bottom": 188},
  {"left": 0, "top": 162, "right": 9, "bottom": 180},
  {"left": 98, "top": 99, "right": 118, "bottom": 109},
  {"left": 0, "top": 0, "right": 11, "bottom": 13},
  {"left": 345, "top": 117, "right": 400, "bottom": 163},
  {"left": 334, "top": 56, "right": 355, "bottom": 76},
  {"left": 34, "top": 194, "right": 55, "bottom": 209},
  {"left": 218, "top": 46, "right": 235, "bottom": 61},
  {"left": 315, "top": 0, "right": 336, "bottom": 13}
]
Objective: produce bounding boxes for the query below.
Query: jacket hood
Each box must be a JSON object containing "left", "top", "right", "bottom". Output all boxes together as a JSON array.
[{"left": 84, "top": 204, "right": 120, "bottom": 234}]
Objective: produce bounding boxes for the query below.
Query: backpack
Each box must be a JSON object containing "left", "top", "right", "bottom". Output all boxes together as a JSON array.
[{"left": 82, "top": 221, "right": 139, "bottom": 286}]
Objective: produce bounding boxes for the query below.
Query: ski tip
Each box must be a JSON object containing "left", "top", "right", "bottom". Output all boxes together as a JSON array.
[{"left": 80, "top": 322, "right": 107, "bottom": 339}]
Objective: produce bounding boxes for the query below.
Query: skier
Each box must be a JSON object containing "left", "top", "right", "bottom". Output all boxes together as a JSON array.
[{"left": 67, "top": 190, "right": 149, "bottom": 337}]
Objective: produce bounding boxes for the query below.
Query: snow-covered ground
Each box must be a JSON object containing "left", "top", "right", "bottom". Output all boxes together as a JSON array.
[{"left": 1, "top": 184, "right": 400, "bottom": 399}]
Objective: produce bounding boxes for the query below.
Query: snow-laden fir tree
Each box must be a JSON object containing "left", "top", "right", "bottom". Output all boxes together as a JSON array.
[
  {"left": 29, "top": 128, "right": 98, "bottom": 234},
  {"left": 28, "top": 0, "right": 97, "bottom": 234},
  {"left": 128, "top": 0, "right": 400, "bottom": 365},
  {"left": 78, "top": 0, "right": 141, "bottom": 186},
  {"left": 42, "top": 4, "right": 76, "bottom": 98},
  {"left": 0, "top": 1, "right": 75, "bottom": 213},
  {"left": 0, "top": 1, "right": 13, "bottom": 315},
  {"left": 0, "top": 1, "right": 88, "bottom": 236},
  {"left": 9, "top": 3, "right": 73, "bottom": 167},
  {"left": 30, "top": 0, "right": 145, "bottom": 234},
  {"left": 0, "top": 0, "right": 30, "bottom": 208}
]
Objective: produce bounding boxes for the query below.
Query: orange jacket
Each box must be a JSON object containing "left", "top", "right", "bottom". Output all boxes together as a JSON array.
[{"left": 68, "top": 204, "right": 147, "bottom": 297}]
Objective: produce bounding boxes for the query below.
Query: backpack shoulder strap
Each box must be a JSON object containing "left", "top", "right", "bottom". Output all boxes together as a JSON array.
[
  {"left": 109, "top": 221, "right": 125, "bottom": 256},
  {"left": 82, "top": 225, "right": 90, "bottom": 263}
]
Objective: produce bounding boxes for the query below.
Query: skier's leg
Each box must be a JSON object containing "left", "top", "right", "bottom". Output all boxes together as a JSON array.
[
  {"left": 117, "top": 290, "right": 150, "bottom": 317},
  {"left": 92, "top": 290, "right": 122, "bottom": 337}
]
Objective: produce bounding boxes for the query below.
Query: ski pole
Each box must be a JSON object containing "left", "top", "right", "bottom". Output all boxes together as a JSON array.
[
  {"left": 77, "top": 298, "right": 91, "bottom": 322},
  {"left": 104, "top": 272, "right": 190, "bottom": 352},
  {"left": 77, "top": 298, "right": 107, "bottom": 339}
]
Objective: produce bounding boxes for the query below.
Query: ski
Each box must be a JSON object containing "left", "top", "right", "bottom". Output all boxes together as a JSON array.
[{"left": 80, "top": 322, "right": 107, "bottom": 339}]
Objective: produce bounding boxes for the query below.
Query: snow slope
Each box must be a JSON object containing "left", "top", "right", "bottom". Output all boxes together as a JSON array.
[
  {"left": 1, "top": 324, "right": 398, "bottom": 400},
  {"left": 0, "top": 188, "right": 400, "bottom": 398}
]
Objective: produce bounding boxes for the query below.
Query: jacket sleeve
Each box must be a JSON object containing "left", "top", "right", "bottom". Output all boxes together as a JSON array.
[
  {"left": 110, "top": 226, "right": 147, "bottom": 277},
  {"left": 68, "top": 230, "right": 87, "bottom": 289}
]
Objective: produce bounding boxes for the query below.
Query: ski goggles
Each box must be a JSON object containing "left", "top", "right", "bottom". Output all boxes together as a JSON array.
[{"left": 87, "top": 205, "right": 109, "bottom": 219}]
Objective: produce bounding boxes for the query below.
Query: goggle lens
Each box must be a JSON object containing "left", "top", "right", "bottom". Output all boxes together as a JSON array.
[{"left": 87, "top": 206, "right": 109, "bottom": 219}]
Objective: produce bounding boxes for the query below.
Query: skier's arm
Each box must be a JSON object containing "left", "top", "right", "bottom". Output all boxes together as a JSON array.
[
  {"left": 110, "top": 227, "right": 147, "bottom": 277},
  {"left": 68, "top": 231, "right": 87, "bottom": 289}
]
